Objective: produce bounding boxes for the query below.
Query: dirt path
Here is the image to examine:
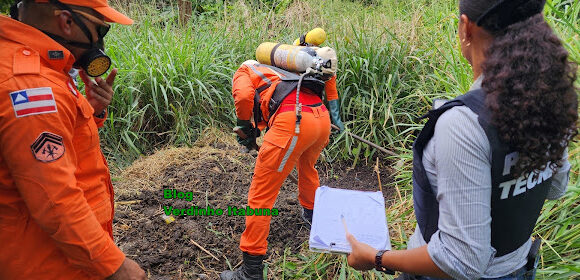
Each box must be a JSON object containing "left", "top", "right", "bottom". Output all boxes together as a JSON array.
[{"left": 113, "top": 130, "right": 395, "bottom": 279}]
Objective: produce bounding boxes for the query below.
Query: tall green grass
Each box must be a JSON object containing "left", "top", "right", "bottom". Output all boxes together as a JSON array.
[
  {"left": 103, "top": 20, "right": 238, "bottom": 161},
  {"left": 101, "top": 0, "right": 579, "bottom": 278}
]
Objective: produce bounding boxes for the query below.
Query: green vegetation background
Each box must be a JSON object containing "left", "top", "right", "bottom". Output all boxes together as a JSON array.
[
  {"left": 2, "top": 0, "right": 579, "bottom": 278},
  {"left": 106, "top": 0, "right": 580, "bottom": 278}
]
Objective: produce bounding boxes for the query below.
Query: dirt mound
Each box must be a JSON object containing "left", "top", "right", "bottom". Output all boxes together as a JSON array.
[{"left": 113, "top": 129, "right": 394, "bottom": 279}]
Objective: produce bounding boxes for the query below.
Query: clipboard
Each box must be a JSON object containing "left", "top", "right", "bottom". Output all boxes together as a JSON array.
[{"left": 308, "top": 186, "right": 391, "bottom": 254}]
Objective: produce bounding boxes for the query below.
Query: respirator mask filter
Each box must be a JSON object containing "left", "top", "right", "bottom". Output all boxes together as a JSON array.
[{"left": 73, "top": 42, "right": 111, "bottom": 77}]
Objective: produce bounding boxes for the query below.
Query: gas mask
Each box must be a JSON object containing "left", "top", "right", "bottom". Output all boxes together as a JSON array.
[{"left": 43, "top": 0, "right": 112, "bottom": 77}]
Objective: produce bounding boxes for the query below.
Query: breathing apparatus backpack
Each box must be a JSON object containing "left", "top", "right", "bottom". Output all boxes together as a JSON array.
[{"left": 250, "top": 42, "right": 337, "bottom": 135}]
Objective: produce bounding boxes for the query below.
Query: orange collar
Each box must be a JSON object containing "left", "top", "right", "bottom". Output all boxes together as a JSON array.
[{"left": 0, "top": 15, "right": 75, "bottom": 74}]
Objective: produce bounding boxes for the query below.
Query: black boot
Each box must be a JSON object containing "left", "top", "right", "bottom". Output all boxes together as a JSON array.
[
  {"left": 220, "top": 252, "right": 264, "bottom": 280},
  {"left": 301, "top": 207, "right": 313, "bottom": 225}
]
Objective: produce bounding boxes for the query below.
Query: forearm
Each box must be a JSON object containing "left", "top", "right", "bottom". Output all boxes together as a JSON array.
[
  {"left": 382, "top": 246, "right": 450, "bottom": 278},
  {"left": 348, "top": 236, "right": 450, "bottom": 278},
  {"left": 324, "top": 75, "right": 338, "bottom": 101},
  {"left": 234, "top": 98, "right": 254, "bottom": 120}
]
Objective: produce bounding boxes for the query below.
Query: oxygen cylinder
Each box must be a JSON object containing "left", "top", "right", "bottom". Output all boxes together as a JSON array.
[
  {"left": 255, "top": 42, "right": 320, "bottom": 73},
  {"left": 293, "top": 27, "right": 327, "bottom": 46}
]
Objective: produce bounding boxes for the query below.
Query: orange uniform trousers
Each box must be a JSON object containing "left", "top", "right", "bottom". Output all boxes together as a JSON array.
[{"left": 240, "top": 105, "right": 331, "bottom": 255}]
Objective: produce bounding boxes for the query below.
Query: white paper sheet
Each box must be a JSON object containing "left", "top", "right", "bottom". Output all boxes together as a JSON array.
[{"left": 309, "top": 186, "right": 391, "bottom": 254}]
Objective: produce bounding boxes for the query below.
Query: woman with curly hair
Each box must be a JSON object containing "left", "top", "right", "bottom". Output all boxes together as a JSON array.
[{"left": 346, "top": 0, "right": 578, "bottom": 279}]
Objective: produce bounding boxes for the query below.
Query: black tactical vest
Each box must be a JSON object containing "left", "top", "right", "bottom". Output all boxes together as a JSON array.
[{"left": 412, "top": 89, "right": 552, "bottom": 257}]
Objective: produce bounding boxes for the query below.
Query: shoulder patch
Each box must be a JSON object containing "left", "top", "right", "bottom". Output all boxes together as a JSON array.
[
  {"left": 9, "top": 87, "right": 58, "bottom": 118},
  {"left": 13, "top": 47, "right": 40, "bottom": 75},
  {"left": 31, "top": 132, "right": 65, "bottom": 163}
]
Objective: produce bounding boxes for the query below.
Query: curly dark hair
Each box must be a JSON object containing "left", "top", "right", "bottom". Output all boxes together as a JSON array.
[
  {"left": 481, "top": 13, "right": 578, "bottom": 177},
  {"left": 460, "top": 0, "right": 578, "bottom": 177}
]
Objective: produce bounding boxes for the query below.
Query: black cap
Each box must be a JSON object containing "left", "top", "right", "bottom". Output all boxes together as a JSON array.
[{"left": 476, "top": 0, "right": 546, "bottom": 31}]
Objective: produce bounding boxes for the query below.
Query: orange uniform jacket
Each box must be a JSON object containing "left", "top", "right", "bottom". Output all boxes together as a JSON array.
[
  {"left": 0, "top": 16, "right": 125, "bottom": 279},
  {"left": 232, "top": 63, "right": 338, "bottom": 128}
]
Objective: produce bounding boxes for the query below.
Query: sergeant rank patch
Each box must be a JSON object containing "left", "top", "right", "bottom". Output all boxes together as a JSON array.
[{"left": 31, "top": 132, "right": 65, "bottom": 163}]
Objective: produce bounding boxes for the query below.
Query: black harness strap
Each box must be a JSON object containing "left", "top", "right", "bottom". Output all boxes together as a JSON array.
[
  {"left": 253, "top": 84, "right": 269, "bottom": 135},
  {"left": 247, "top": 64, "right": 325, "bottom": 130}
]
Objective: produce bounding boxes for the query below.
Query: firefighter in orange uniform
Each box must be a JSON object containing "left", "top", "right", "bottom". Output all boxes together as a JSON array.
[
  {"left": 221, "top": 47, "right": 343, "bottom": 280},
  {"left": 0, "top": 1, "right": 146, "bottom": 279}
]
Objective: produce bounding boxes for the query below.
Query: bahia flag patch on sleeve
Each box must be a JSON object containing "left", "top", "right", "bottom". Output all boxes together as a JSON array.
[{"left": 9, "top": 87, "right": 57, "bottom": 118}]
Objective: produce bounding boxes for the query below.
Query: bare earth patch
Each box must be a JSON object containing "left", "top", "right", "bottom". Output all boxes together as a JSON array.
[{"left": 113, "top": 129, "right": 394, "bottom": 279}]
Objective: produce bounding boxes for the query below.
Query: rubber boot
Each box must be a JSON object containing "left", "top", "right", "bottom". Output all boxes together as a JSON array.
[
  {"left": 301, "top": 207, "right": 313, "bottom": 225},
  {"left": 220, "top": 252, "right": 264, "bottom": 280}
]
